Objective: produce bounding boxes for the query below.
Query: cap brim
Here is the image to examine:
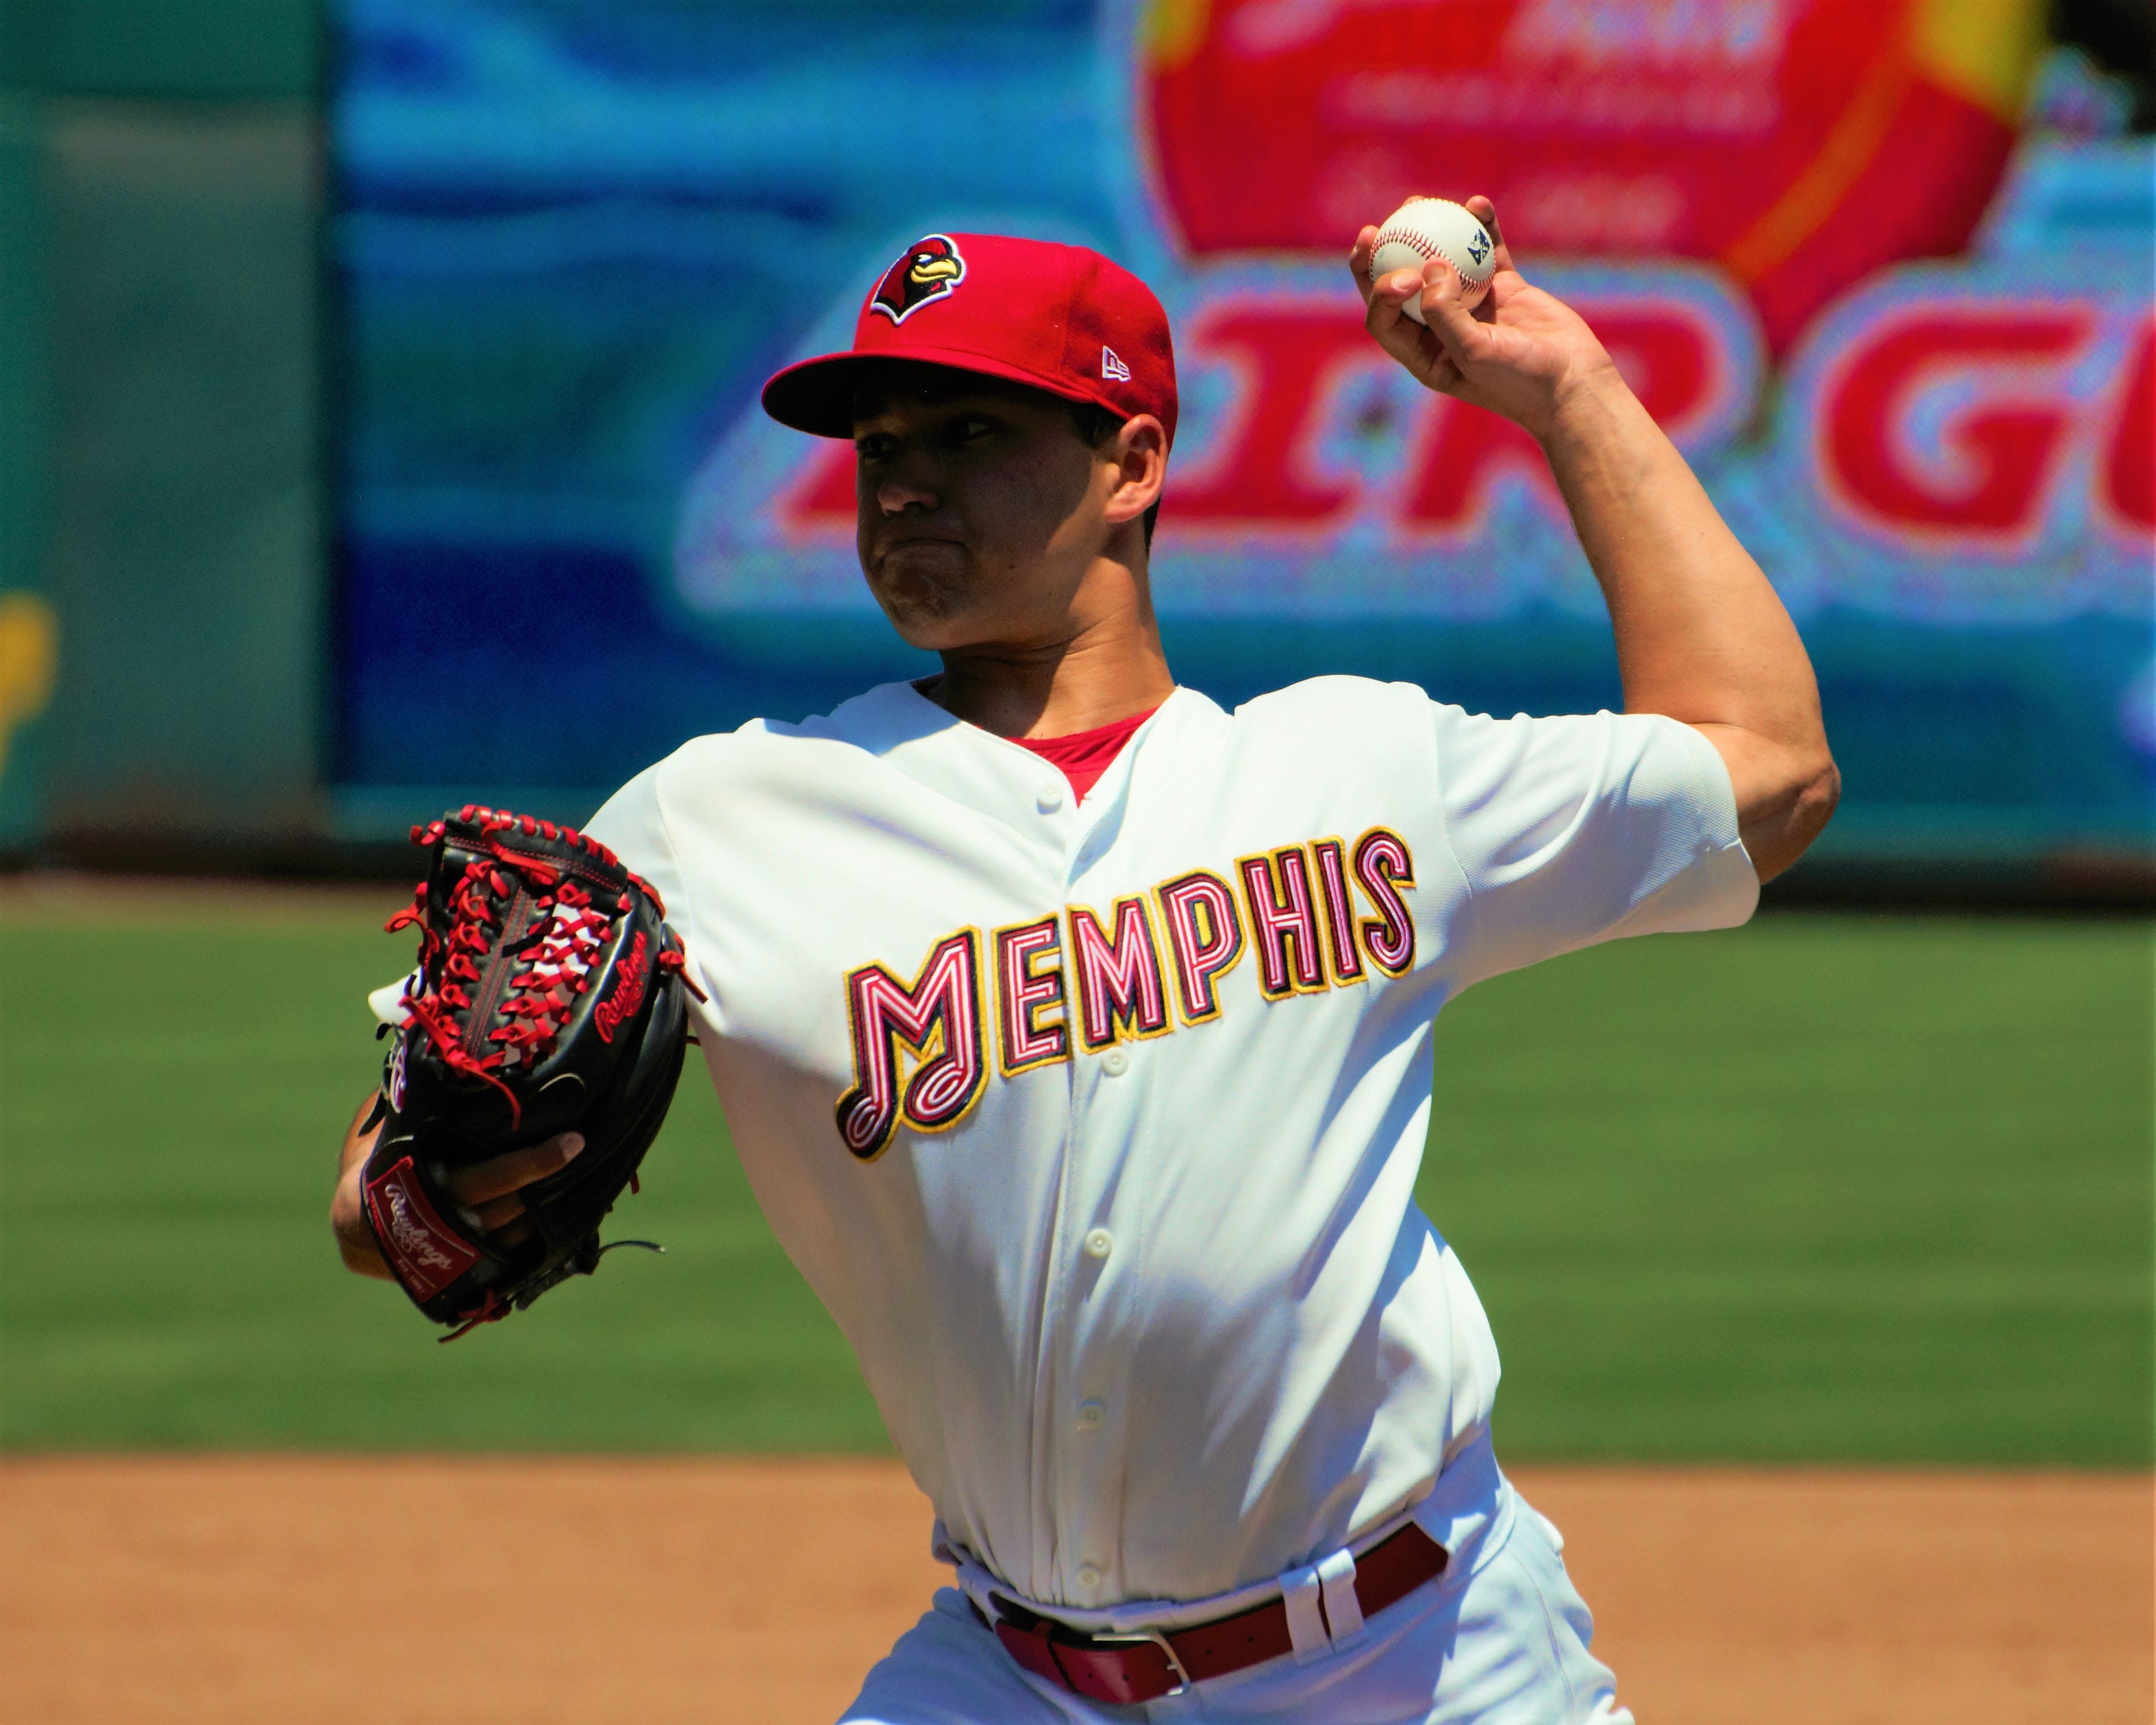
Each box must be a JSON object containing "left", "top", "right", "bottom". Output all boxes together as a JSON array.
[{"left": 761, "top": 346, "right": 1127, "bottom": 438}]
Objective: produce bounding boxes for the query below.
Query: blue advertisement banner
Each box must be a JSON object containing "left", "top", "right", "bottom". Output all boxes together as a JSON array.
[{"left": 332, "top": 0, "right": 2155, "bottom": 867}]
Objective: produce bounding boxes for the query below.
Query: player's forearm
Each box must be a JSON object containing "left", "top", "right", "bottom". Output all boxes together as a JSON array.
[
  {"left": 1543, "top": 366, "right": 1809, "bottom": 737},
  {"left": 1541, "top": 367, "right": 1838, "bottom": 877}
]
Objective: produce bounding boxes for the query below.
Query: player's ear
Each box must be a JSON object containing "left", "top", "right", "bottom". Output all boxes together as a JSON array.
[{"left": 1104, "top": 413, "right": 1167, "bottom": 528}]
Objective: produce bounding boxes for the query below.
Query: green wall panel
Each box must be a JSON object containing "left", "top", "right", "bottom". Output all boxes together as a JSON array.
[
  {"left": 0, "top": 0, "right": 317, "bottom": 99},
  {"left": 0, "top": 91, "right": 53, "bottom": 843},
  {"left": 40, "top": 99, "right": 322, "bottom": 839},
  {"left": 0, "top": 1, "right": 327, "bottom": 851}
]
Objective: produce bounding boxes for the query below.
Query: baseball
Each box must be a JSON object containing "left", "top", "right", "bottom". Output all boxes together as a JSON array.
[{"left": 1370, "top": 197, "right": 1496, "bottom": 323}]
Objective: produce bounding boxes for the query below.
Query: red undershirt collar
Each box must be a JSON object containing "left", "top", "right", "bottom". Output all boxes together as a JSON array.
[{"left": 1008, "top": 705, "right": 1162, "bottom": 804}]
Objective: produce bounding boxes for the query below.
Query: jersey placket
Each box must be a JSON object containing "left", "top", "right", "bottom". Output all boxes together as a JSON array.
[{"left": 1034, "top": 753, "right": 1150, "bottom": 1607}]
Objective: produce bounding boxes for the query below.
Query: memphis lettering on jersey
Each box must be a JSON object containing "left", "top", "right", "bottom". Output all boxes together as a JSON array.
[{"left": 834, "top": 828, "right": 1416, "bottom": 1159}]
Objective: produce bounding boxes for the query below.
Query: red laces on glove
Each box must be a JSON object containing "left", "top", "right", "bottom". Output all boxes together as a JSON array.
[{"left": 384, "top": 806, "right": 684, "bottom": 1128}]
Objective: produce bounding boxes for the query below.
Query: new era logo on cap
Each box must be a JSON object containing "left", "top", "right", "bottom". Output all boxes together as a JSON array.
[{"left": 760, "top": 232, "right": 1179, "bottom": 447}]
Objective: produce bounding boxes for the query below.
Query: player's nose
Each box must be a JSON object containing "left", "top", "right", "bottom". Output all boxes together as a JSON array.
[{"left": 873, "top": 469, "right": 941, "bottom": 516}]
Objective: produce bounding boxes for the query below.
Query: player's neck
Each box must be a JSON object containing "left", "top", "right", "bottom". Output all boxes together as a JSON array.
[{"left": 925, "top": 578, "right": 1174, "bottom": 741}]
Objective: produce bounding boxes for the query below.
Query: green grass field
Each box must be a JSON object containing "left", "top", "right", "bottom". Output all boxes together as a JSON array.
[{"left": 1, "top": 889, "right": 2148, "bottom": 1465}]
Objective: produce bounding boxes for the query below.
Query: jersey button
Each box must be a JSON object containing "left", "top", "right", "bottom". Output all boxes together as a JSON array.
[
  {"left": 1082, "top": 1228, "right": 1113, "bottom": 1261},
  {"left": 1036, "top": 782, "right": 1064, "bottom": 813},
  {"left": 1077, "top": 1563, "right": 1103, "bottom": 1591},
  {"left": 1102, "top": 1048, "right": 1129, "bottom": 1076},
  {"left": 1076, "top": 1400, "right": 1106, "bottom": 1432}
]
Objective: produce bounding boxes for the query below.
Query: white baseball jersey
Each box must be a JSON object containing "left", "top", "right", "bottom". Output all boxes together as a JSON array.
[{"left": 570, "top": 675, "right": 1752, "bottom": 1611}]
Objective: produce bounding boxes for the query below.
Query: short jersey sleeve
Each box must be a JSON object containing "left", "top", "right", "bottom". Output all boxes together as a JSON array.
[
  {"left": 583, "top": 763, "right": 689, "bottom": 923},
  {"left": 1431, "top": 704, "right": 1757, "bottom": 986}
]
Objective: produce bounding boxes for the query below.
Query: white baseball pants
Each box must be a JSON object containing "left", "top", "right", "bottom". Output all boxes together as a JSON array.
[{"left": 839, "top": 1483, "right": 1633, "bottom": 1725}]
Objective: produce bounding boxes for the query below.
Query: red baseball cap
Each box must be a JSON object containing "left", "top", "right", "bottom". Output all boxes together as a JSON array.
[{"left": 761, "top": 233, "right": 1178, "bottom": 447}]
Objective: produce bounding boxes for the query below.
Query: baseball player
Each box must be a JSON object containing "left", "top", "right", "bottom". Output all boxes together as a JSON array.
[{"left": 333, "top": 200, "right": 1836, "bottom": 1720}]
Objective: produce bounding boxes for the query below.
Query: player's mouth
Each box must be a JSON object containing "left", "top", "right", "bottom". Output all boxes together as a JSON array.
[{"left": 874, "top": 528, "right": 968, "bottom": 564}]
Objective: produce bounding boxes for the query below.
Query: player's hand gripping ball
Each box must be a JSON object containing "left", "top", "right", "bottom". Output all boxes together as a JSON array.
[
  {"left": 1370, "top": 198, "right": 1497, "bottom": 323},
  {"left": 361, "top": 806, "right": 701, "bottom": 1339}
]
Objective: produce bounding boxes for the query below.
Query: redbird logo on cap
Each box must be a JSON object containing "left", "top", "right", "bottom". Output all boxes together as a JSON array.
[
  {"left": 870, "top": 236, "right": 967, "bottom": 325},
  {"left": 762, "top": 232, "right": 1178, "bottom": 447}
]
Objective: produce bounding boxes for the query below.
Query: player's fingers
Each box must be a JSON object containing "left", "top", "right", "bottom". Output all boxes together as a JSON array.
[
  {"left": 1416, "top": 260, "right": 1489, "bottom": 365},
  {"left": 470, "top": 1193, "right": 525, "bottom": 1231},
  {"left": 488, "top": 1215, "right": 536, "bottom": 1250},
  {"left": 1363, "top": 264, "right": 1426, "bottom": 348},
  {"left": 1361, "top": 268, "right": 1456, "bottom": 386},
  {"left": 448, "top": 1132, "right": 585, "bottom": 1205},
  {"left": 1463, "top": 195, "right": 1518, "bottom": 277},
  {"left": 1362, "top": 275, "right": 1448, "bottom": 377},
  {"left": 1348, "top": 225, "right": 1381, "bottom": 301}
]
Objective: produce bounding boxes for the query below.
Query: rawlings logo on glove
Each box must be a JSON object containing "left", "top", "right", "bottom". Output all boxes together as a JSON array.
[
  {"left": 365, "top": 1156, "right": 480, "bottom": 1298},
  {"left": 360, "top": 806, "right": 702, "bottom": 1338},
  {"left": 595, "top": 931, "right": 651, "bottom": 1043}
]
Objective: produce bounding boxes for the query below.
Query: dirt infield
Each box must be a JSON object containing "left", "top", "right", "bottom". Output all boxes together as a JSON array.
[{"left": 2, "top": 1459, "right": 2147, "bottom": 1723}]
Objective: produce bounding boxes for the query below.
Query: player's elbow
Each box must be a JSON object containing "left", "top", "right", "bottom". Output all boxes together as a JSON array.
[
  {"left": 1744, "top": 745, "right": 1839, "bottom": 883},
  {"left": 1786, "top": 746, "right": 1842, "bottom": 854}
]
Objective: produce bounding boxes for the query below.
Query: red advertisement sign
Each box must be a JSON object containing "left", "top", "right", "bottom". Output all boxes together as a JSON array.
[{"left": 1139, "top": 0, "right": 2046, "bottom": 347}]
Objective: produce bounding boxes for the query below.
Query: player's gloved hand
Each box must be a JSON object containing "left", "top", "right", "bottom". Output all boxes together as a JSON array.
[
  {"left": 1348, "top": 195, "right": 1620, "bottom": 443},
  {"left": 336, "top": 806, "right": 697, "bottom": 1337},
  {"left": 331, "top": 1098, "right": 586, "bottom": 1278}
]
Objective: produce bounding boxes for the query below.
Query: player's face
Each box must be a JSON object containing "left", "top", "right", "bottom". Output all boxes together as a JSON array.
[{"left": 851, "top": 369, "right": 1120, "bottom": 652}]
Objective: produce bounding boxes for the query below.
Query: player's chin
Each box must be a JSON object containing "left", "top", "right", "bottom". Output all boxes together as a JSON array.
[{"left": 862, "top": 564, "right": 969, "bottom": 648}]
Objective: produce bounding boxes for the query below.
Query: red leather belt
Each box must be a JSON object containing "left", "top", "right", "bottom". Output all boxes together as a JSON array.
[{"left": 987, "top": 1521, "right": 1448, "bottom": 1706}]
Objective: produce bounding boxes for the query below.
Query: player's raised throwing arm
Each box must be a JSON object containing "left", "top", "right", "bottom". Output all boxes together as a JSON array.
[{"left": 1350, "top": 198, "right": 1839, "bottom": 882}]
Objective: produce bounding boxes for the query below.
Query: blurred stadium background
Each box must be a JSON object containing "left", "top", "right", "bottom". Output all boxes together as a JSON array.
[
  {"left": 0, "top": 0, "right": 2145, "bottom": 887},
  {"left": 0, "top": 1, "right": 2150, "bottom": 1720}
]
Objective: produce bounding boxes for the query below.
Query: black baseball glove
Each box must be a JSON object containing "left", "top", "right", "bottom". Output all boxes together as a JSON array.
[{"left": 360, "top": 806, "right": 699, "bottom": 1339}]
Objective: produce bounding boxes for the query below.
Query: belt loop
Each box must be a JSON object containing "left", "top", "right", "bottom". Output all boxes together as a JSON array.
[
  {"left": 1315, "top": 1548, "right": 1365, "bottom": 1648},
  {"left": 1280, "top": 1565, "right": 1329, "bottom": 1663}
]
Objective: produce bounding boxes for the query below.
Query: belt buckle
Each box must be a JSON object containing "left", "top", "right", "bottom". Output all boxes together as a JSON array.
[{"left": 1084, "top": 1626, "right": 1193, "bottom": 1699}]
